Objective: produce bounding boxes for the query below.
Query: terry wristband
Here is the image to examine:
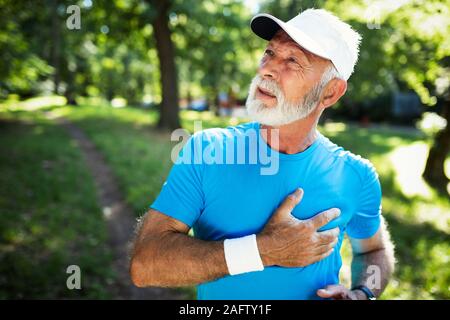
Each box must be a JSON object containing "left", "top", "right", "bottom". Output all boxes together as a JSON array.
[{"left": 223, "top": 234, "right": 265, "bottom": 275}]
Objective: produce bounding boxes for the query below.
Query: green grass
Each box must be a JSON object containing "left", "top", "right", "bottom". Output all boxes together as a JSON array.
[
  {"left": 1, "top": 98, "right": 449, "bottom": 299},
  {"left": 0, "top": 108, "right": 114, "bottom": 299},
  {"left": 46, "top": 105, "right": 238, "bottom": 216}
]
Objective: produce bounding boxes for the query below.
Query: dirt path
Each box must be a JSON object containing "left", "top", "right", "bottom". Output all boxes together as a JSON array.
[{"left": 52, "top": 115, "right": 186, "bottom": 299}]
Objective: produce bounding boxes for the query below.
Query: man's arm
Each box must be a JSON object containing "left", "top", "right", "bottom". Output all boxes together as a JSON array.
[
  {"left": 130, "top": 189, "right": 341, "bottom": 287},
  {"left": 130, "top": 209, "right": 228, "bottom": 287},
  {"left": 317, "top": 216, "right": 395, "bottom": 299},
  {"left": 349, "top": 216, "right": 395, "bottom": 298}
]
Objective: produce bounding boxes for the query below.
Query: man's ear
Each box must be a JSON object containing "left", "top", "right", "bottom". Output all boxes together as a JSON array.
[{"left": 320, "top": 79, "right": 347, "bottom": 109}]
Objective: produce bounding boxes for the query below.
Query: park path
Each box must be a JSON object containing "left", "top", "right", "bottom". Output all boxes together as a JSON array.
[{"left": 48, "top": 113, "right": 186, "bottom": 300}]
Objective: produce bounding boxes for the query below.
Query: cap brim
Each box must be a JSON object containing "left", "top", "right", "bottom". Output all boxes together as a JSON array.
[{"left": 250, "top": 13, "right": 331, "bottom": 61}]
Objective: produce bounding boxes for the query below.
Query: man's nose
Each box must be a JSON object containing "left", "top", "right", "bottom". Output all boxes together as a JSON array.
[{"left": 259, "top": 58, "right": 280, "bottom": 82}]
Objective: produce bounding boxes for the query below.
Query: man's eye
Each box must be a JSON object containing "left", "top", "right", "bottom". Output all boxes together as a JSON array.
[
  {"left": 288, "top": 57, "right": 298, "bottom": 64},
  {"left": 264, "top": 49, "right": 274, "bottom": 56}
]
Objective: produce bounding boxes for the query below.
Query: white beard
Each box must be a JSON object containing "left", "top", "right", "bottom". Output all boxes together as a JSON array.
[{"left": 245, "top": 75, "right": 321, "bottom": 127}]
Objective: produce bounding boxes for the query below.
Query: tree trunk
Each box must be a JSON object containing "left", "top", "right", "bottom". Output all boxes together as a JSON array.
[
  {"left": 150, "top": 0, "right": 180, "bottom": 130},
  {"left": 64, "top": 58, "right": 77, "bottom": 105},
  {"left": 423, "top": 99, "right": 450, "bottom": 190},
  {"left": 64, "top": 81, "right": 77, "bottom": 105},
  {"left": 51, "top": 0, "right": 61, "bottom": 94}
]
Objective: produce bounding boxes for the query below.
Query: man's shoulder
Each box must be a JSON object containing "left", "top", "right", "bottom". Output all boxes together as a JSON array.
[{"left": 318, "top": 134, "right": 379, "bottom": 184}]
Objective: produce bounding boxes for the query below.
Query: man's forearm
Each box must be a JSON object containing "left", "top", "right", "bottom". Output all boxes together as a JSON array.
[
  {"left": 351, "top": 247, "right": 395, "bottom": 298},
  {"left": 131, "top": 231, "right": 228, "bottom": 287}
]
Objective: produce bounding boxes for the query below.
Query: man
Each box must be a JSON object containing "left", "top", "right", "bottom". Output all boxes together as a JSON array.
[{"left": 130, "top": 9, "right": 395, "bottom": 300}]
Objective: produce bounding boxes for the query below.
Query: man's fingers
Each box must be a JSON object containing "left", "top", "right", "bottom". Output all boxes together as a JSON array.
[
  {"left": 307, "top": 247, "right": 334, "bottom": 267},
  {"left": 316, "top": 247, "right": 334, "bottom": 260},
  {"left": 316, "top": 237, "right": 339, "bottom": 253},
  {"left": 317, "top": 227, "right": 340, "bottom": 245},
  {"left": 316, "top": 289, "right": 332, "bottom": 298},
  {"left": 316, "top": 285, "right": 346, "bottom": 299},
  {"left": 273, "top": 188, "right": 304, "bottom": 221},
  {"left": 309, "top": 208, "right": 340, "bottom": 230}
]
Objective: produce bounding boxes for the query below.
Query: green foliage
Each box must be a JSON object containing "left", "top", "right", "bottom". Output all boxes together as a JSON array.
[
  {"left": 173, "top": 0, "right": 260, "bottom": 100},
  {"left": 0, "top": 2, "right": 52, "bottom": 97},
  {"left": 383, "top": 0, "right": 449, "bottom": 106},
  {"left": 1, "top": 0, "right": 448, "bottom": 111},
  {"left": 0, "top": 0, "right": 261, "bottom": 105},
  {"left": 327, "top": 0, "right": 449, "bottom": 105}
]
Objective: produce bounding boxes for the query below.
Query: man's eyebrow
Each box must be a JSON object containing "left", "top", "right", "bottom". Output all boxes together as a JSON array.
[{"left": 268, "top": 40, "right": 312, "bottom": 64}]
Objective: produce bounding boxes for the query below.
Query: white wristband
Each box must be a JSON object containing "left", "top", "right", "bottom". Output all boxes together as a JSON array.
[{"left": 223, "top": 234, "right": 264, "bottom": 275}]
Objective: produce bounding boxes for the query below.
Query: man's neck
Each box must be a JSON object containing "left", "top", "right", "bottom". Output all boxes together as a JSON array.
[{"left": 260, "top": 111, "right": 321, "bottom": 155}]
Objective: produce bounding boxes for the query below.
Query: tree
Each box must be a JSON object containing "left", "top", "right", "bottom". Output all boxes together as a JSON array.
[
  {"left": 379, "top": 0, "right": 450, "bottom": 190},
  {"left": 423, "top": 67, "right": 450, "bottom": 190},
  {"left": 148, "top": 0, "right": 180, "bottom": 130}
]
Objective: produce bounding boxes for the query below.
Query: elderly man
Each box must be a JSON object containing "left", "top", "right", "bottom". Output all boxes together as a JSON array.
[{"left": 130, "top": 9, "right": 395, "bottom": 300}]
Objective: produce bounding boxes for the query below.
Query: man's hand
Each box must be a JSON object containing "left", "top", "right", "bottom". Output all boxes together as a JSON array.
[
  {"left": 257, "top": 188, "right": 341, "bottom": 268},
  {"left": 316, "top": 284, "right": 367, "bottom": 300}
]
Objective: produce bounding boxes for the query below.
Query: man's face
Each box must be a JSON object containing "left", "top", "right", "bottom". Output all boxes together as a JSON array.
[{"left": 246, "top": 30, "right": 331, "bottom": 126}]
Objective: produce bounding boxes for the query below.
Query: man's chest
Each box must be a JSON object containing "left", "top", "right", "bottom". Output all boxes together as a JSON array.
[{"left": 194, "top": 160, "right": 361, "bottom": 240}]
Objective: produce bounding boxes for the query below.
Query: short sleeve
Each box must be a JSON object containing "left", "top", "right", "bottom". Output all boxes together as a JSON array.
[
  {"left": 150, "top": 133, "right": 205, "bottom": 227},
  {"left": 346, "top": 161, "right": 382, "bottom": 239}
]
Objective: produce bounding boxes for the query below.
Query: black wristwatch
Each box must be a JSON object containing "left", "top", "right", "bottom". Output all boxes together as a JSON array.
[{"left": 351, "top": 285, "right": 376, "bottom": 300}]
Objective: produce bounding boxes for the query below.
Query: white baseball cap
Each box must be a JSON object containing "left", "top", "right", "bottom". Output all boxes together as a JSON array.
[{"left": 250, "top": 9, "right": 362, "bottom": 81}]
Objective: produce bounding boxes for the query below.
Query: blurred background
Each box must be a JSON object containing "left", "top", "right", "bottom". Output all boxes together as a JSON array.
[{"left": 0, "top": 0, "right": 449, "bottom": 299}]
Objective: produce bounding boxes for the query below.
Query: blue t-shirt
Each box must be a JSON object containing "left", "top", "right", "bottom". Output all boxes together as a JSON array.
[{"left": 151, "top": 122, "right": 382, "bottom": 300}]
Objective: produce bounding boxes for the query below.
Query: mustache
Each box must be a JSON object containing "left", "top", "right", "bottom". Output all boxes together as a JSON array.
[{"left": 253, "top": 75, "right": 284, "bottom": 99}]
